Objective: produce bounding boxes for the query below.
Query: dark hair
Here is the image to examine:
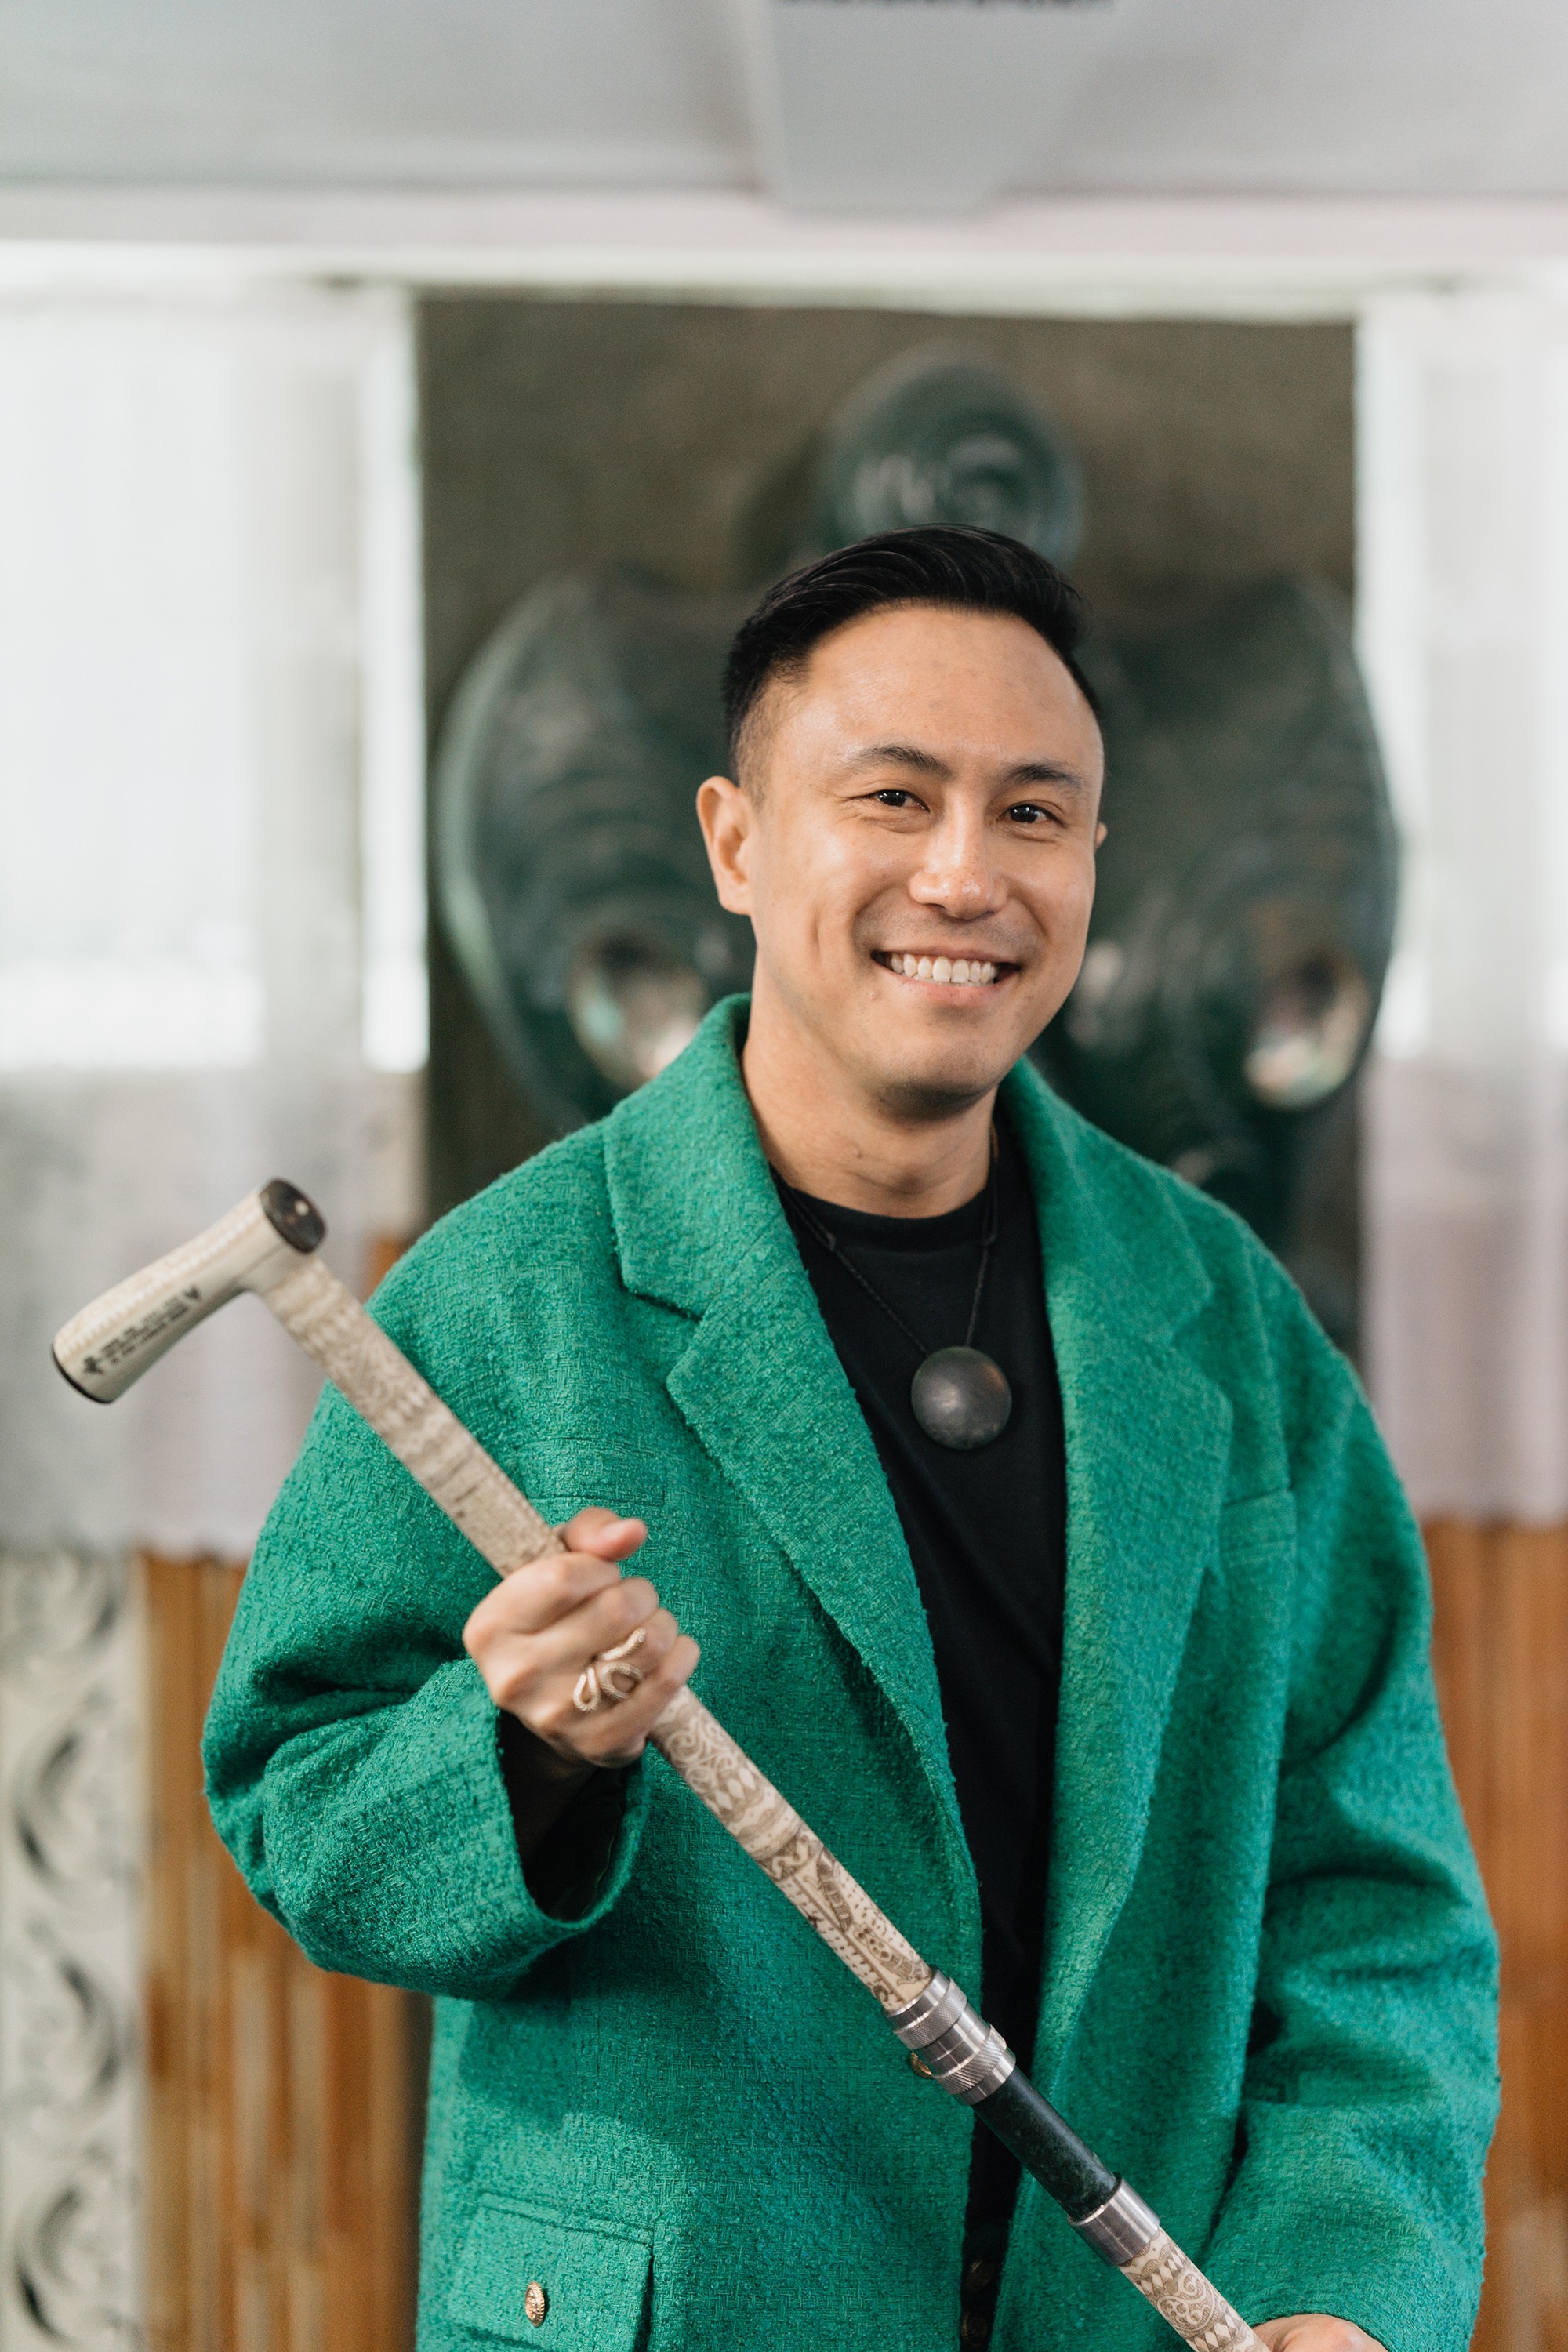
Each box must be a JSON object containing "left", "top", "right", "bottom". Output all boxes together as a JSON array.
[{"left": 721, "top": 524, "right": 1098, "bottom": 779}]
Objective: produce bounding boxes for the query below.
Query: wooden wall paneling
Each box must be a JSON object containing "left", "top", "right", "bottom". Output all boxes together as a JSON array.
[
  {"left": 143, "top": 1517, "right": 1566, "bottom": 2350},
  {"left": 1427, "top": 1521, "right": 1568, "bottom": 2352},
  {"left": 143, "top": 1554, "right": 420, "bottom": 2352}
]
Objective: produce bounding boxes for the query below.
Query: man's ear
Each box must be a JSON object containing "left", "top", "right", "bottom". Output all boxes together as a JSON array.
[
  {"left": 1095, "top": 821, "right": 1107, "bottom": 849},
  {"left": 697, "top": 775, "right": 755, "bottom": 916}
]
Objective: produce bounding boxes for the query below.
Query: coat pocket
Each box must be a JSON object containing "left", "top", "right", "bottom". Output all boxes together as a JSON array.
[
  {"left": 448, "top": 2195, "right": 652, "bottom": 2347},
  {"left": 519, "top": 1445, "right": 667, "bottom": 1532}
]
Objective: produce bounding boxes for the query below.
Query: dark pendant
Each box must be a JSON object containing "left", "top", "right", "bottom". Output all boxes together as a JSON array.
[{"left": 910, "top": 1347, "right": 1012, "bottom": 1450}]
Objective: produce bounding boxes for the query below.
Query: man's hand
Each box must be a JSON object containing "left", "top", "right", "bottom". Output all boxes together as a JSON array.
[
  {"left": 1255, "top": 2318, "right": 1388, "bottom": 2352},
  {"left": 463, "top": 1507, "right": 700, "bottom": 1774}
]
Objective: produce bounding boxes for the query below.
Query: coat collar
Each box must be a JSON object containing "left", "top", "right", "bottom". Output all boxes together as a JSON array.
[
  {"left": 603, "top": 1000, "right": 968, "bottom": 1888},
  {"left": 604, "top": 999, "right": 1232, "bottom": 2059}
]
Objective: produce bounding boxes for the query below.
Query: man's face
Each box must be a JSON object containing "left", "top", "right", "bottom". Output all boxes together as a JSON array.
[{"left": 698, "top": 603, "right": 1105, "bottom": 1116}]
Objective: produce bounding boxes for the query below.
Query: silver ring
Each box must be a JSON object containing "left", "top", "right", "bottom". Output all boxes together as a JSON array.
[{"left": 572, "top": 1624, "right": 648, "bottom": 1713}]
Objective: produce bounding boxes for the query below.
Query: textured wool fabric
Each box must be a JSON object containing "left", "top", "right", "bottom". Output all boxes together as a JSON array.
[{"left": 204, "top": 1000, "right": 1498, "bottom": 2352}]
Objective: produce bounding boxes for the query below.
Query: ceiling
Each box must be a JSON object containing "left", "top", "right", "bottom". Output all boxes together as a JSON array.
[{"left": 1, "top": 0, "right": 1566, "bottom": 215}]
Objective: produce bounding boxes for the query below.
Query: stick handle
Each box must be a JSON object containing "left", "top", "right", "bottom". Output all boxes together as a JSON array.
[
  {"left": 53, "top": 1181, "right": 318, "bottom": 1402},
  {"left": 254, "top": 1248, "right": 1261, "bottom": 2352}
]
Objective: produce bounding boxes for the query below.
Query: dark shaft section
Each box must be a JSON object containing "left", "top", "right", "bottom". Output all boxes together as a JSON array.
[{"left": 971, "top": 2066, "right": 1117, "bottom": 2223}]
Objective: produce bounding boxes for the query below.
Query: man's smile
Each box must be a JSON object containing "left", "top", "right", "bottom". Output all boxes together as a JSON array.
[{"left": 871, "top": 948, "right": 1011, "bottom": 989}]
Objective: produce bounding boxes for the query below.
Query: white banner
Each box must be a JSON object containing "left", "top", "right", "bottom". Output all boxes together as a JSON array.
[
  {"left": 0, "top": 285, "right": 424, "bottom": 1556},
  {"left": 1359, "top": 289, "right": 1568, "bottom": 1520}
]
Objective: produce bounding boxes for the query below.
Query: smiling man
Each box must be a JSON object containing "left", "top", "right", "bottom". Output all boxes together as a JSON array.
[{"left": 205, "top": 528, "right": 1496, "bottom": 2352}]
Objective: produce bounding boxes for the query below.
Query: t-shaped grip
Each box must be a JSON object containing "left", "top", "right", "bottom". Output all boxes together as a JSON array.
[{"left": 52, "top": 1178, "right": 325, "bottom": 1402}]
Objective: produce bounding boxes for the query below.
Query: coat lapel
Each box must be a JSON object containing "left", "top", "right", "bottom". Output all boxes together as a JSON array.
[
  {"left": 603, "top": 1003, "right": 968, "bottom": 1874},
  {"left": 1001, "top": 1063, "right": 1232, "bottom": 2074},
  {"left": 604, "top": 1004, "right": 1233, "bottom": 2057}
]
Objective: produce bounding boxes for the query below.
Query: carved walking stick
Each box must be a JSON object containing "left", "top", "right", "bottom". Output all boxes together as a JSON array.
[{"left": 55, "top": 1179, "right": 1262, "bottom": 2352}]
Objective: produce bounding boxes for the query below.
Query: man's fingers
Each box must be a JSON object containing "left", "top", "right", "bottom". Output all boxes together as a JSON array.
[
  {"left": 557, "top": 1508, "right": 646, "bottom": 1560},
  {"left": 465, "top": 1549, "right": 623, "bottom": 1645},
  {"left": 462, "top": 1512, "right": 646, "bottom": 1658},
  {"left": 495, "top": 1602, "right": 679, "bottom": 1720},
  {"left": 485, "top": 1570, "right": 662, "bottom": 1665},
  {"left": 1254, "top": 2318, "right": 1387, "bottom": 2352},
  {"left": 566, "top": 1574, "right": 662, "bottom": 1657},
  {"left": 461, "top": 1508, "right": 694, "bottom": 1771},
  {"left": 483, "top": 1614, "right": 698, "bottom": 1767}
]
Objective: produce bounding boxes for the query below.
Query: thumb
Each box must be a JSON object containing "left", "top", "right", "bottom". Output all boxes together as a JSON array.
[{"left": 557, "top": 1506, "right": 647, "bottom": 1561}]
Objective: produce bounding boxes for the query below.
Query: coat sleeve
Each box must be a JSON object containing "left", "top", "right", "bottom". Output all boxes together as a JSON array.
[
  {"left": 201, "top": 1299, "right": 650, "bottom": 2002},
  {"left": 1204, "top": 1275, "right": 1499, "bottom": 2352}
]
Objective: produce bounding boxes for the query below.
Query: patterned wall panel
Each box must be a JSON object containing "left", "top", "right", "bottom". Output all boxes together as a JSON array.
[{"left": 0, "top": 1550, "right": 143, "bottom": 2350}]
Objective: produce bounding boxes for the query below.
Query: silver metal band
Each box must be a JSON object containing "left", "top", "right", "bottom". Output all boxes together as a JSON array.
[
  {"left": 882, "top": 1969, "right": 1017, "bottom": 2107},
  {"left": 886, "top": 1969, "right": 966, "bottom": 2049},
  {"left": 1071, "top": 2178, "right": 1161, "bottom": 2265}
]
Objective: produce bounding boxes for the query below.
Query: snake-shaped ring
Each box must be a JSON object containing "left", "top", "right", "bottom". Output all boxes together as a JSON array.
[{"left": 572, "top": 1623, "right": 648, "bottom": 1713}]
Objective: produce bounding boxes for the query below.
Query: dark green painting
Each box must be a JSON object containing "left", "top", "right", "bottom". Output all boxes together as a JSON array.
[{"left": 432, "top": 345, "right": 1392, "bottom": 1335}]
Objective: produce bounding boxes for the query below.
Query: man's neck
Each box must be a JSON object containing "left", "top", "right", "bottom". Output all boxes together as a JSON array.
[{"left": 741, "top": 990, "right": 995, "bottom": 1219}]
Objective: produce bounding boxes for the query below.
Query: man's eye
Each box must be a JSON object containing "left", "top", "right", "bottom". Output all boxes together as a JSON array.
[
  {"left": 1007, "top": 802, "right": 1047, "bottom": 825},
  {"left": 872, "top": 789, "right": 917, "bottom": 808}
]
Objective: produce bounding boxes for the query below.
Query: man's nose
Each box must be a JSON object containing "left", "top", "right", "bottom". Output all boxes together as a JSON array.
[{"left": 908, "top": 815, "right": 1006, "bottom": 916}]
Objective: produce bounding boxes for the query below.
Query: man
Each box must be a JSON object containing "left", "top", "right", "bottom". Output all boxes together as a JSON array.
[{"left": 205, "top": 527, "right": 1497, "bottom": 2352}]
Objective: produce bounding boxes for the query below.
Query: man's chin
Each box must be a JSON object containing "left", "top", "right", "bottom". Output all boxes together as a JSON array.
[{"left": 849, "top": 1028, "right": 1025, "bottom": 1119}]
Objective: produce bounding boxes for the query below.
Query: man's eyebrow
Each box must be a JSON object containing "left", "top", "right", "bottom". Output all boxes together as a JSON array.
[
  {"left": 846, "top": 742, "right": 951, "bottom": 778},
  {"left": 1004, "top": 760, "right": 1090, "bottom": 792},
  {"left": 844, "top": 744, "right": 1093, "bottom": 792}
]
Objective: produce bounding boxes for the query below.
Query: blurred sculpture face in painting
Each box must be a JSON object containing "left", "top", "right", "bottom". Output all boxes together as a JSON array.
[{"left": 697, "top": 603, "right": 1105, "bottom": 1123}]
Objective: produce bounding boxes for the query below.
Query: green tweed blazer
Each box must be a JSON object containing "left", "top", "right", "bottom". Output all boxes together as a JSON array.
[{"left": 205, "top": 1000, "right": 1497, "bottom": 2352}]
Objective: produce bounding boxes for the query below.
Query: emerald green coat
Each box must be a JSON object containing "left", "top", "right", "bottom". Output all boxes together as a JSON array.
[{"left": 205, "top": 1002, "right": 1497, "bottom": 2352}]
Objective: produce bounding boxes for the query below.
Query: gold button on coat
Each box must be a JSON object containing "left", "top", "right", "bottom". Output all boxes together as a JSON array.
[{"left": 524, "top": 2280, "right": 547, "bottom": 2326}]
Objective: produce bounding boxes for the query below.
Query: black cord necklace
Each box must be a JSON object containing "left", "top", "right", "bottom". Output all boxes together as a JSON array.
[{"left": 780, "top": 1138, "right": 1013, "bottom": 1452}]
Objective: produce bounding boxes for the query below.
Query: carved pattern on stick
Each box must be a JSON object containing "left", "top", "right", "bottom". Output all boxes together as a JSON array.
[
  {"left": 651, "top": 1687, "right": 929, "bottom": 2009},
  {"left": 1121, "top": 2230, "right": 1265, "bottom": 2352}
]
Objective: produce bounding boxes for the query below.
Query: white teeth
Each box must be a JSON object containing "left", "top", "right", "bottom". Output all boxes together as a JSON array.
[{"left": 883, "top": 953, "right": 1002, "bottom": 985}]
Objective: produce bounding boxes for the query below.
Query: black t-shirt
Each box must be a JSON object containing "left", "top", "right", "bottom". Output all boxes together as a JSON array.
[{"left": 775, "top": 1118, "right": 1067, "bottom": 2240}]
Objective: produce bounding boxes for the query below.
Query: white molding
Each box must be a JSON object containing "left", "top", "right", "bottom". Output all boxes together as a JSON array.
[
  {"left": 1, "top": 190, "right": 1567, "bottom": 318},
  {"left": 0, "top": 143, "right": 750, "bottom": 196}
]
